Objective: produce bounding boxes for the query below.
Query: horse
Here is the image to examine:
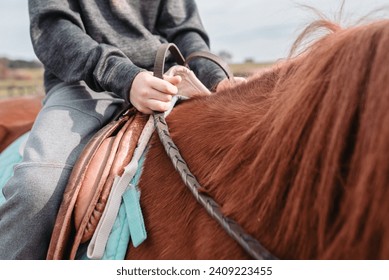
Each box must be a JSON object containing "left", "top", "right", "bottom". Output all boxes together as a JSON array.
[
  {"left": 0, "top": 95, "right": 42, "bottom": 153},
  {"left": 125, "top": 18, "right": 389, "bottom": 260},
  {"left": 1, "top": 18, "right": 389, "bottom": 259}
]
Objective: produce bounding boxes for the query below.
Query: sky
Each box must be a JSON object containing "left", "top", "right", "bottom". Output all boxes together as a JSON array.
[{"left": 0, "top": 0, "right": 388, "bottom": 63}]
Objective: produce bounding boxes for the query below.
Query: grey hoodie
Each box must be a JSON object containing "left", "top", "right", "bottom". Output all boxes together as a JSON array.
[{"left": 28, "top": 0, "right": 226, "bottom": 101}]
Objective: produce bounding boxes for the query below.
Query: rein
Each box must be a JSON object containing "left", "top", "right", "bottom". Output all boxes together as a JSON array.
[{"left": 152, "top": 43, "right": 277, "bottom": 260}]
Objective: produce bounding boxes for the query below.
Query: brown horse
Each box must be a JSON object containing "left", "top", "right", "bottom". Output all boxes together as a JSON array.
[
  {"left": 124, "top": 19, "right": 389, "bottom": 260},
  {"left": 1, "top": 19, "right": 389, "bottom": 259},
  {"left": 0, "top": 95, "right": 42, "bottom": 153}
]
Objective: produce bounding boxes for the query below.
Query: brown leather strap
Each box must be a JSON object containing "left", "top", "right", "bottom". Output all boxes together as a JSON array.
[
  {"left": 153, "top": 43, "right": 185, "bottom": 79},
  {"left": 153, "top": 43, "right": 234, "bottom": 82},
  {"left": 185, "top": 51, "right": 234, "bottom": 81}
]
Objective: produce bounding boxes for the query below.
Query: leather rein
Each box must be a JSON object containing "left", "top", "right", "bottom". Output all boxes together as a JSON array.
[{"left": 152, "top": 43, "right": 277, "bottom": 260}]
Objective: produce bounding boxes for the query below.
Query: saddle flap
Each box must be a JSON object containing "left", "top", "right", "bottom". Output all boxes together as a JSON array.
[
  {"left": 73, "top": 135, "right": 115, "bottom": 232},
  {"left": 46, "top": 116, "right": 127, "bottom": 260},
  {"left": 77, "top": 113, "right": 147, "bottom": 244}
]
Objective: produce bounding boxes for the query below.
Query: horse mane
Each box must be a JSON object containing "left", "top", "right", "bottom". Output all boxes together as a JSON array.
[{"left": 131, "top": 18, "right": 389, "bottom": 259}]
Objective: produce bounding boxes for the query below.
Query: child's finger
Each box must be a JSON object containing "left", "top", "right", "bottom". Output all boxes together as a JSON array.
[
  {"left": 147, "top": 89, "right": 173, "bottom": 102},
  {"left": 146, "top": 99, "right": 171, "bottom": 112},
  {"left": 164, "top": 75, "right": 182, "bottom": 86},
  {"left": 152, "top": 78, "right": 178, "bottom": 95}
]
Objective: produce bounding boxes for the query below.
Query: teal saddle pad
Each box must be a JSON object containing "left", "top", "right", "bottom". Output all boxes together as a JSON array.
[{"left": 0, "top": 132, "right": 29, "bottom": 205}]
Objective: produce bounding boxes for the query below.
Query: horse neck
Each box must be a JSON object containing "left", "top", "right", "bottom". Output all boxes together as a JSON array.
[
  {"left": 167, "top": 42, "right": 389, "bottom": 259},
  {"left": 166, "top": 73, "right": 283, "bottom": 257}
]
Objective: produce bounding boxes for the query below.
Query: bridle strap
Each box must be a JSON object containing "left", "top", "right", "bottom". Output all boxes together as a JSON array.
[
  {"left": 154, "top": 43, "right": 185, "bottom": 79},
  {"left": 185, "top": 51, "right": 235, "bottom": 82},
  {"left": 153, "top": 43, "right": 234, "bottom": 82},
  {"left": 152, "top": 43, "right": 277, "bottom": 260}
]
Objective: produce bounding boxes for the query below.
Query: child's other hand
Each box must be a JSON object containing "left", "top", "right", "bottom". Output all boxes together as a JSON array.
[
  {"left": 215, "top": 77, "right": 247, "bottom": 92},
  {"left": 129, "top": 71, "right": 181, "bottom": 114}
]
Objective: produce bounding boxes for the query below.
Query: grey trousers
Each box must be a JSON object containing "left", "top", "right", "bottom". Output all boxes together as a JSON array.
[{"left": 0, "top": 82, "right": 124, "bottom": 259}]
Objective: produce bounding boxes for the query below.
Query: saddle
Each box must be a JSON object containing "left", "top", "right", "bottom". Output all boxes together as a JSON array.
[
  {"left": 47, "top": 109, "right": 147, "bottom": 259},
  {"left": 46, "top": 43, "right": 232, "bottom": 259}
]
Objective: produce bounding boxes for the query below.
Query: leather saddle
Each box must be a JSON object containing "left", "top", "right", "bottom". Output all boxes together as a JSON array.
[{"left": 47, "top": 109, "right": 148, "bottom": 259}]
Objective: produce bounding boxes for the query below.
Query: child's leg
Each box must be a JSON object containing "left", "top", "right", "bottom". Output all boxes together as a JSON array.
[{"left": 0, "top": 81, "right": 124, "bottom": 259}]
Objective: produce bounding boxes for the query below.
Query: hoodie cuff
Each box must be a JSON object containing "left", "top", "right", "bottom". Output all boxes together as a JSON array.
[{"left": 104, "top": 60, "right": 145, "bottom": 103}]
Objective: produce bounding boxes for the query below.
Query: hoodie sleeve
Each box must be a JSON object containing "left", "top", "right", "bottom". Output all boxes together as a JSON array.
[{"left": 28, "top": 0, "right": 142, "bottom": 101}]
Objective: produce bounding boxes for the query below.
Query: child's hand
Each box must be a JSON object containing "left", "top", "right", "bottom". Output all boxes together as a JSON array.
[{"left": 129, "top": 71, "right": 182, "bottom": 114}]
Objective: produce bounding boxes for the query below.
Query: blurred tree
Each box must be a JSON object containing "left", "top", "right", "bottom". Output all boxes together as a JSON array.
[
  {"left": 0, "top": 58, "right": 9, "bottom": 79},
  {"left": 8, "top": 59, "right": 42, "bottom": 69},
  {"left": 244, "top": 57, "right": 256, "bottom": 63},
  {"left": 218, "top": 50, "right": 233, "bottom": 63}
]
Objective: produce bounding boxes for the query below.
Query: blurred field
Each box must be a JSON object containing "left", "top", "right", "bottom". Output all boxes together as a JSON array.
[
  {"left": 0, "top": 68, "right": 44, "bottom": 98},
  {"left": 230, "top": 62, "right": 273, "bottom": 77},
  {"left": 0, "top": 62, "right": 272, "bottom": 99}
]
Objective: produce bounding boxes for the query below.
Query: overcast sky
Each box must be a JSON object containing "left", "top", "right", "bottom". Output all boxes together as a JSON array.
[{"left": 0, "top": 0, "right": 388, "bottom": 62}]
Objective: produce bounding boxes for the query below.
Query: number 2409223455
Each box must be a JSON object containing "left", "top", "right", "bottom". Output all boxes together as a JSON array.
[{"left": 209, "top": 266, "right": 272, "bottom": 276}]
